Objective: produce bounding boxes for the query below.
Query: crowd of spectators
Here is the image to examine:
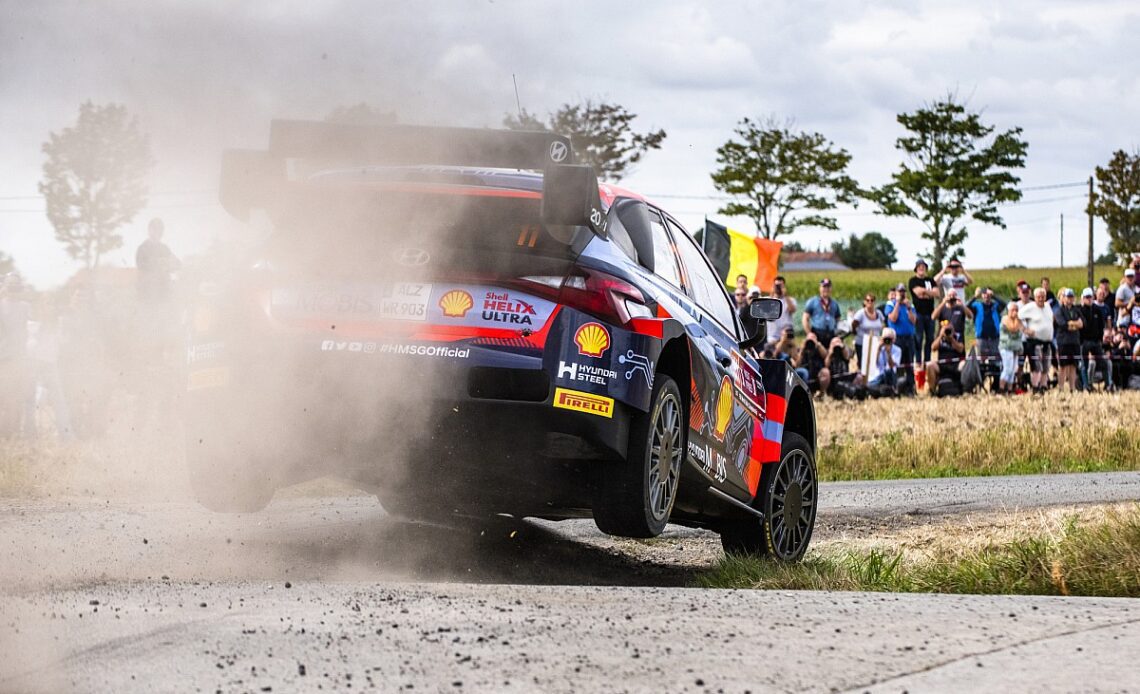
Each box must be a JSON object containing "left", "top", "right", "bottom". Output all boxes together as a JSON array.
[
  {"left": 737, "top": 254, "right": 1140, "bottom": 399},
  {"left": 0, "top": 218, "right": 182, "bottom": 440}
]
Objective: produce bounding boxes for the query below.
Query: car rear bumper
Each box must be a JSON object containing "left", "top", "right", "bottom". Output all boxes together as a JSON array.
[{"left": 184, "top": 353, "right": 633, "bottom": 510}]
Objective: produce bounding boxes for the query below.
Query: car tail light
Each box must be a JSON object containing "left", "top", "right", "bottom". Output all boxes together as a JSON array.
[{"left": 517, "top": 267, "right": 651, "bottom": 325}]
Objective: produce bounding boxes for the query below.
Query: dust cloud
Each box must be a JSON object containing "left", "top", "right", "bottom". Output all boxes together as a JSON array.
[
  {"left": 0, "top": 3, "right": 575, "bottom": 595},
  {"left": 0, "top": 7, "right": 619, "bottom": 693}
]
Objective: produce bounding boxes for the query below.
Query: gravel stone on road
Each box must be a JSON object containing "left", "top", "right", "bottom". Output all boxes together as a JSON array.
[{"left": 2, "top": 471, "right": 1139, "bottom": 692}]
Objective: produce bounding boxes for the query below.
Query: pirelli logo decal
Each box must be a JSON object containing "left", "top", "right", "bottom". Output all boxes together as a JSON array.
[{"left": 553, "top": 387, "right": 614, "bottom": 418}]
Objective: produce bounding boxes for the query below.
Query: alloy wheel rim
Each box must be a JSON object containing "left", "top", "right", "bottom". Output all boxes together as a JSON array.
[
  {"left": 647, "top": 393, "right": 682, "bottom": 521},
  {"left": 768, "top": 449, "right": 816, "bottom": 558}
]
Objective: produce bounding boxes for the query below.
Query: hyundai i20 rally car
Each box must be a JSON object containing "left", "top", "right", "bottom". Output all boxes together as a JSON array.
[{"left": 187, "top": 121, "right": 818, "bottom": 559}]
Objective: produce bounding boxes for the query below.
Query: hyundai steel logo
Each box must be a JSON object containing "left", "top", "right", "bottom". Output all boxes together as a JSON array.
[
  {"left": 548, "top": 141, "right": 568, "bottom": 162},
  {"left": 395, "top": 248, "right": 430, "bottom": 266}
]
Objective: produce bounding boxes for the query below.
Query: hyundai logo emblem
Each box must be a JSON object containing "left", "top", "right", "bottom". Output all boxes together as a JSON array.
[
  {"left": 548, "top": 141, "right": 568, "bottom": 163},
  {"left": 395, "top": 248, "right": 431, "bottom": 266}
]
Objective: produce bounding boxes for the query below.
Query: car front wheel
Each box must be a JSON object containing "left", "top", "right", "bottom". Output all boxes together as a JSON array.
[
  {"left": 719, "top": 432, "right": 816, "bottom": 560},
  {"left": 593, "top": 374, "right": 683, "bottom": 538}
]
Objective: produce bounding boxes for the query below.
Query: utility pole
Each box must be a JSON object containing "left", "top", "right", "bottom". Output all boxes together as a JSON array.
[
  {"left": 1060, "top": 213, "right": 1064, "bottom": 268},
  {"left": 1087, "top": 176, "right": 1095, "bottom": 291}
]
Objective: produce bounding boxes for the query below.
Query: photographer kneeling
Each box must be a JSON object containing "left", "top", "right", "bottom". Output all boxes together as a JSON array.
[
  {"left": 868, "top": 327, "right": 902, "bottom": 396},
  {"left": 826, "top": 336, "right": 866, "bottom": 400},
  {"left": 795, "top": 331, "right": 830, "bottom": 396},
  {"left": 926, "top": 320, "right": 966, "bottom": 397}
]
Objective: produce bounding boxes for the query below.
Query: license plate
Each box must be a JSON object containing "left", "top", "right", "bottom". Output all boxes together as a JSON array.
[
  {"left": 272, "top": 283, "right": 433, "bottom": 322},
  {"left": 187, "top": 367, "right": 229, "bottom": 391}
]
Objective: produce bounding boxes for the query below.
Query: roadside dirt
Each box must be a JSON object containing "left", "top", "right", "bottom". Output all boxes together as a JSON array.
[
  {"left": 4, "top": 478, "right": 1138, "bottom": 693},
  {"left": 5, "top": 472, "right": 1136, "bottom": 595}
]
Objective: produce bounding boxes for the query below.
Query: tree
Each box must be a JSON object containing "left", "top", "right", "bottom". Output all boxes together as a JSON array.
[
  {"left": 503, "top": 100, "right": 666, "bottom": 181},
  {"left": 831, "top": 232, "right": 898, "bottom": 269},
  {"left": 39, "top": 102, "right": 153, "bottom": 269},
  {"left": 326, "top": 102, "right": 397, "bottom": 125},
  {"left": 710, "top": 117, "right": 861, "bottom": 240},
  {"left": 1095, "top": 249, "right": 1118, "bottom": 266},
  {"left": 869, "top": 96, "right": 1028, "bottom": 269},
  {"left": 0, "top": 251, "right": 14, "bottom": 278},
  {"left": 782, "top": 240, "right": 806, "bottom": 253},
  {"left": 1090, "top": 149, "right": 1140, "bottom": 264}
]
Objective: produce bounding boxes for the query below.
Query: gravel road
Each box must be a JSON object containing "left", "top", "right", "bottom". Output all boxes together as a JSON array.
[{"left": 2, "top": 471, "right": 1138, "bottom": 693}]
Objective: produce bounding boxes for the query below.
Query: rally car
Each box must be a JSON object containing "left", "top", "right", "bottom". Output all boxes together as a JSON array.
[{"left": 186, "top": 120, "right": 818, "bottom": 559}]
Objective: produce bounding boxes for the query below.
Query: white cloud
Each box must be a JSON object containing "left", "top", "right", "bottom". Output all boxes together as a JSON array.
[{"left": 1, "top": 0, "right": 1138, "bottom": 286}]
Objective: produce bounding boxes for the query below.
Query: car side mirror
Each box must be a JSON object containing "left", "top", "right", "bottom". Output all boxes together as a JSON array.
[
  {"left": 749, "top": 297, "right": 783, "bottom": 321},
  {"left": 740, "top": 297, "right": 782, "bottom": 350}
]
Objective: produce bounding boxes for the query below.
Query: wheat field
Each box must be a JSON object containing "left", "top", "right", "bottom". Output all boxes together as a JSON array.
[
  {"left": 815, "top": 390, "right": 1140, "bottom": 480},
  {"left": 781, "top": 265, "right": 1120, "bottom": 304}
]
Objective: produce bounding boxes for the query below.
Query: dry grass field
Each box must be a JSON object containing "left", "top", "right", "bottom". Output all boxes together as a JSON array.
[
  {"left": 2, "top": 390, "right": 1138, "bottom": 496},
  {"left": 815, "top": 390, "right": 1140, "bottom": 481},
  {"left": 701, "top": 502, "right": 1140, "bottom": 597}
]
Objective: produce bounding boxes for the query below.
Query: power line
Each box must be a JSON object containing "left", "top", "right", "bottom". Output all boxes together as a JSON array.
[
  {"left": 1021, "top": 181, "right": 1087, "bottom": 191},
  {"left": 0, "top": 201, "right": 221, "bottom": 214},
  {"left": 0, "top": 181, "right": 1091, "bottom": 203},
  {"left": 0, "top": 189, "right": 214, "bottom": 201},
  {"left": 648, "top": 181, "right": 1089, "bottom": 203},
  {"left": 1002, "top": 194, "right": 1087, "bottom": 206}
]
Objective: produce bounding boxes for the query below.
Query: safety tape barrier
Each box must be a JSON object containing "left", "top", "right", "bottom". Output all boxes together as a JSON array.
[{"left": 789, "top": 352, "right": 1140, "bottom": 369}]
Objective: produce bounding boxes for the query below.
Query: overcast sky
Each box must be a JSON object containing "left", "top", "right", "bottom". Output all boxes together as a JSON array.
[{"left": 2, "top": 0, "right": 1138, "bottom": 288}]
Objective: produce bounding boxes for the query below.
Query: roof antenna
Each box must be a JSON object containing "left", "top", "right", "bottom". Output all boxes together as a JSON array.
[{"left": 512, "top": 74, "right": 523, "bottom": 119}]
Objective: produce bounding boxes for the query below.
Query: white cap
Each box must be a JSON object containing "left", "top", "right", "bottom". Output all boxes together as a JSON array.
[
  {"left": 881, "top": 327, "right": 897, "bottom": 340},
  {"left": 1126, "top": 268, "right": 1136, "bottom": 277},
  {"left": 1081, "top": 287, "right": 1095, "bottom": 298}
]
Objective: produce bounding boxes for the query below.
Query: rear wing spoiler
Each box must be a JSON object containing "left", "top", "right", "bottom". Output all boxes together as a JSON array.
[
  {"left": 268, "top": 120, "right": 573, "bottom": 169},
  {"left": 220, "top": 120, "right": 605, "bottom": 238}
]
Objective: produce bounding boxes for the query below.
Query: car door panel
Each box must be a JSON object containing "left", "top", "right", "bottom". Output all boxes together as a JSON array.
[{"left": 661, "top": 214, "right": 768, "bottom": 500}]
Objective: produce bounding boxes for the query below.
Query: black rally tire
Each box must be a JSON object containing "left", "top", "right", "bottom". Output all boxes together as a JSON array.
[
  {"left": 593, "top": 374, "right": 684, "bottom": 539},
  {"left": 719, "top": 432, "right": 817, "bottom": 560}
]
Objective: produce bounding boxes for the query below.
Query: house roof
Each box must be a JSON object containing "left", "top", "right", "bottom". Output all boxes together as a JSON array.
[{"left": 781, "top": 251, "right": 850, "bottom": 272}]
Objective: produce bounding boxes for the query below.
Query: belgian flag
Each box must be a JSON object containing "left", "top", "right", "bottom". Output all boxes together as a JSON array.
[{"left": 697, "top": 219, "right": 782, "bottom": 292}]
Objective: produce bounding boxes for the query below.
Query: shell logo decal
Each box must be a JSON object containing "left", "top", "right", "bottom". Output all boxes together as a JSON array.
[
  {"left": 713, "top": 375, "right": 733, "bottom": 441},
  {"left": 438, "top": 290, "right": 474, "bottom": 318},
  {"left": 574, "top": 322, "right": 610, "bottom": 358}
]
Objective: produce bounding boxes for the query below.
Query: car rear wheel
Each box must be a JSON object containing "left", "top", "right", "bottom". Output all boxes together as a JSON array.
[
  {"left": 593, "top": 374, "right": 683, "bottom": 538},
  {"left": 719, "top": 432, "right": 816, "bottom": 560}
]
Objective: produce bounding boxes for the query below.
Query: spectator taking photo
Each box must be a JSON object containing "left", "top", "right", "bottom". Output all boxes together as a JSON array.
[
  {"left": 883, "top": 283, "right": 917, "bottom": 393},
  {"left": 934, "top": 257, "right": 972, "bottom": 302}
]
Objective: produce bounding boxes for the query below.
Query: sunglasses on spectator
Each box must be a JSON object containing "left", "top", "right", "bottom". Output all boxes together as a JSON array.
[{"left": 864, "top": 297, "right": 874, "bottom": 302}]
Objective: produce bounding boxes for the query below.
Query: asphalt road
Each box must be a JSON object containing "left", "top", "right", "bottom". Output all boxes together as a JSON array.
[{"left": 2, "top": 471, "right": 1138, "bottom": 693}]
